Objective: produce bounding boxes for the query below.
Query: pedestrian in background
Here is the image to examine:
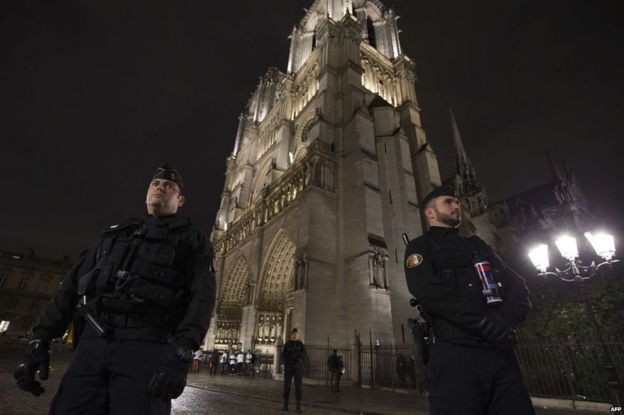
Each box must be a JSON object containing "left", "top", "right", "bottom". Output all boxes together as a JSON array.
[
  {"left": 245, "top": 349, "right": 253, "bottom": 376},
  {"left": 236, "top": 350, "right": 245, "bottom": 375},
  {"left": 327, "top": 349, "right": 344, "bottom": 392},
  {"left": 192, "top": 349, "right": 203, "bottom": 373},
  {"left": 219, "top": 351, "right": 227, "bottom": 375},
  {"left": 209, "top": 350, "right": 219, "bottom": 375},
  {"left": 229, "top": 350, "right": 236, "bottom": 375}
]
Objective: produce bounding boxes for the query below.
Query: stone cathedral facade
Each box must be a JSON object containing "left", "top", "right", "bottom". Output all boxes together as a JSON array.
[{"left": 205, "top": 0, "right": 443, "bottom": 355}]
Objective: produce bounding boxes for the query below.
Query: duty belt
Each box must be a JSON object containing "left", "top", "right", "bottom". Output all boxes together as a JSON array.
[{"left": 100, "top": 311, "right": 171, "bottom": 329}]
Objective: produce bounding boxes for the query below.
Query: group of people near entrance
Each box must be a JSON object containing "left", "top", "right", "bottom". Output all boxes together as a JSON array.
[
  {"left": 216, "top": 349, "right": 257, "bottom": 376},
  {"left": 12, "top": 163, "right": 535, "bottom": 415},
  {"left": 190, "top": 348, "right": 258, "bottom": 376}
]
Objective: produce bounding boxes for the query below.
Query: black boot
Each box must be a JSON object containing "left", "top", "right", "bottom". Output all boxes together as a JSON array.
[
  {"left": 295, "top": 401, "right": 302, "bottom": 413},
  {"left": 282, "top": 401, "right": 288, "bottom": 411}
]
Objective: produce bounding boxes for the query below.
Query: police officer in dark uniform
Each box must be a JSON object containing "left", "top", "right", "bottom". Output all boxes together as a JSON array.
[
  {"left": 282, "top": 328, "right": 307, "bottom": 413},
  {"left": 13, "top": 164, "right": 216, "bottom": 414},
  {"left": 404, "top": 186, "right": 534, "bottom": 415}
]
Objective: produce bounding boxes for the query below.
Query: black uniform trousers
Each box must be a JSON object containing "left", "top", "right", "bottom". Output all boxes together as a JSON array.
[
  {"left": 283, "top": 364, "right": 303, "bottom": 402},
  {"left": 427, "top": 341, "right": 535, "bottom": 415},
  {"left": 50, "top": 326, "right": 171, "bottom": 415}
]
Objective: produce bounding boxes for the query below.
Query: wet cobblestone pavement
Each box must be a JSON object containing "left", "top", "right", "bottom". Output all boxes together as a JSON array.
[
  {"left": 0, "top": 346, "right": 610, "bottom": 414},
  {"left": 0, "top": 347, "right": 354, "bottom": 415}
]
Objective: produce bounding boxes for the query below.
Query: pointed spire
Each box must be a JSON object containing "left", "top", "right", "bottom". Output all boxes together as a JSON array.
[
  {"left": 545, "top": 150, "right": 563, "bottom": 183},
  {"left": 562, "top": 155, "right": 573, "bottom": 179},
  {"left": 450, "top": 107, "right": 479, "bottom": 193}
]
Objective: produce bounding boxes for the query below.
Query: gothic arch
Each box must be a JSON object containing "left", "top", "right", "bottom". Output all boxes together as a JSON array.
[
  {"left": 257, "top": 229, "right": 297, "bottom": 311},
  {"left": 214, "top": 252, "right": 250, "bottom": 347},
  {"left": 218, "top": 252, "right": 250, "bottom": 315},
  {"left": 303, "top": 12, "right": 320, "bottom": 33},
  {"left": 364, "top": 0, "right": 384, "bottom": 21}
]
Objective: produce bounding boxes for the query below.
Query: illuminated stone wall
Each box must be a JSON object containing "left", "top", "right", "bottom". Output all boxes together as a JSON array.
[
  {"left": 0, "top": 249, "right": 70, "bottom": 337},
  {"left": 206, "top": 0, "right": 441, "bottom": 352}
]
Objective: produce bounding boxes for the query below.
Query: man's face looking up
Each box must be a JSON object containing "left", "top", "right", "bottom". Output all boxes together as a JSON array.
[{"left": 145, "top": 179, "right": 185, "bottom": 216}]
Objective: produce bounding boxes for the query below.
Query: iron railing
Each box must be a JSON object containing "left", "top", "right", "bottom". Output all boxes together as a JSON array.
[
  {"left": 516, "top": 336, "right": 624, "bottom": 403},
  {"left": 298, "top": 345, "right": 356, "bottom": 385},
  {"left": 272, "top": 335, "right": 623, "bottom": 403}
]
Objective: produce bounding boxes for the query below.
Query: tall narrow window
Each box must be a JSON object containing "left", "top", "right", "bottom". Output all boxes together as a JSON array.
[
  {"left": 18, "top": 274, "right": 29, "bottom": 291},
  {"left": 0, "top": 272, "right": 8, "bottom": 288},
  {"left": 367, "top": 18, "right": 377, "bottom": 48},
  {"left": 312, "top": 32, "right": 317, "bottom": 51}
]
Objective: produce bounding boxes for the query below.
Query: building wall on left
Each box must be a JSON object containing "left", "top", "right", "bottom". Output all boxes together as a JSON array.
[{"left": 0, "top": 249, "right": 71, "bottom": 337}]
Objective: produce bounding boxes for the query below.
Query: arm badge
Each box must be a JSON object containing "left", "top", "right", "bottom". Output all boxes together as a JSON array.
[{"left": 406, "top": 253, "right": 423, "bottom": 268}]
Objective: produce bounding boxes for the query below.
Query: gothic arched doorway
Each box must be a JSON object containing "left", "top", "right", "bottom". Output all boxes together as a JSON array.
[
  {"left": 255, "top": 229, "right": 296, "bottom": 345},
  {"left": 215, "top": 252, "right": 249, "bottom": 349}
]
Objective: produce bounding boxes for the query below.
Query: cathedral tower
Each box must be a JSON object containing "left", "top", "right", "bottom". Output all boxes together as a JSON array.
[{"left": 207, "top": 0, "right": 441, "bottom": 359}]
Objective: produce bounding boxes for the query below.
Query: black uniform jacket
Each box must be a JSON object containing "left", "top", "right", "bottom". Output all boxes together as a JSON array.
[
  {"left": 32, "top": 215, "right": 216, "bottom": 350},
  {"left": 282, "top": 340, "right": 307, "bottom": 368},
  {"left": 404, "top": 226, "right": 531, "bottom": 345}
]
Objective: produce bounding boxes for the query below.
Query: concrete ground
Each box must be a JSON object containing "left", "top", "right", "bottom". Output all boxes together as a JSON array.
[{"left": 0, "top": 346, "right": 612, "bottom": 414}]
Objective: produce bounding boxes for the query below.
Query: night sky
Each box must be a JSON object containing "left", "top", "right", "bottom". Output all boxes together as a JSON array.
[{"left": 2, "top": 0, "right": 623, "bottom": 260}]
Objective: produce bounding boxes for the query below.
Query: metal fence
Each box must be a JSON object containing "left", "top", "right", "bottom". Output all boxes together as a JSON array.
[
  {"left": 358, "top": 343, "right": 427, "bottom": 393},
  {"left": 516, "top": 336, "right": 624, "bottom": 403},
  {"left": 255, "top": 352, "right": 275, "bottom": 379},
  {"left": 292, "top": 335, "right": 623, "bottom": 402},
  {"left": 280, "top": 340, "right": 427, "bottom": 392},
  {"left": 297, "top": 345, "right": 356, "bottom": 385}
]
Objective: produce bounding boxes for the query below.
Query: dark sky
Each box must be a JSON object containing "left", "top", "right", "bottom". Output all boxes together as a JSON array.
[{"left": 1, "top": 0, "right": 623, "bottom": 260}]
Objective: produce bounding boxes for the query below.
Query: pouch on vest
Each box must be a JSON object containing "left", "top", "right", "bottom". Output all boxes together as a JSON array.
[
  {"left": 138, "top": 243, "right": 176, "bottom": 266},
  {"left": 128, "top": 277, "right": 176, "bottom": 308},
  {"left": 130, "top": 257, "right": 182, "bottom": 287}
]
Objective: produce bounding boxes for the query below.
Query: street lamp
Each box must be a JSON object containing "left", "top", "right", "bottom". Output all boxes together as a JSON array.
[
  {"left": 529, "top": 233, "right": 618, "bottom": 281},
  {"left": 528, "top": 232, "right": 621, "bottom": 406}
]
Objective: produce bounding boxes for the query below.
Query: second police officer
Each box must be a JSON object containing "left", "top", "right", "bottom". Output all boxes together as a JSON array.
[
  {"left": 13, "top": 165, "right": 216, "bottom": 415},
  {"left": 404, "top": 186, "right": 535, "bottom": 415}
]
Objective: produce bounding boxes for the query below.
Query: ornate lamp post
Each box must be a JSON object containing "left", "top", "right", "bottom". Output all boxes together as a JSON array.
[{"left": 528, "top": 232, "right": 621, "bottom": 406}]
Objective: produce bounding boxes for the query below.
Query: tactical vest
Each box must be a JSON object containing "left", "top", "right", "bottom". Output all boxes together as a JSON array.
[
  {"left": 78, "top": 216, "right": 193, "bottom": 326},
  {"left": 426, "top": 234, "right": 506, "bottom": 306},
  {"left": 425, "top": 234, "right": 506, "bottom": 343}
]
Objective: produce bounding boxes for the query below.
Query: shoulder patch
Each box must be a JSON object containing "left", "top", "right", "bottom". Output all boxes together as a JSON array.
[{"left": 406, "top": 253, "right": 423, "bottom": 269}]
